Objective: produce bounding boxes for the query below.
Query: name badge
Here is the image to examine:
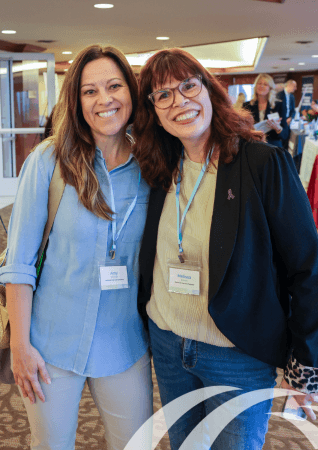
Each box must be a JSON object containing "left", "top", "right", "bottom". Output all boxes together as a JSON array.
[
  {"left": 99, "top": 265, "right": 129, "bottom": 290},
  {"left": 168, "top": 261, "right": 201, "bottom": 296},
  {"left": 267, "top": 112, "right": 280, "bottom": 120}
]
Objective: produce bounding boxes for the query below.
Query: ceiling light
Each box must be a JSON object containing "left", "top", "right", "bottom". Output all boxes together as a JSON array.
[
  {"left": 63, "top": 51, "right": 72, "bottom": 55},
  {"left": 156, "top": 37, "right": 169, "bottom": 41},
  {"left": 64, "top": 69, "right": 68, "bottom": 71},
  {"left": 12, "top": 62, "right": 47, "bottom": 73},
  {"left": 126, "top": 53, "right": 154, "bottom": 66},
  {"left": 2, "top": 30, "right": 16, "bottom": 34},
  {"left": 298, "top": 62, "right": 305, "bottom": 65},
  {"left": 126, "top": 37, "right": 267, "bottom": 72},
  {"left": 94, "top": 3, "right": 114, "bottom": 8},
  {"left": 289, "top": 68, "right": 295, "bottom": 71},
  {"left": 68, "top": 60, "right": 73, "bottom": 64},
  {"left": 312, "top": 55, "right": 318, "bottom": 58},
  {"left": 296, "top": 40, "right": 313, "bottom": 44}
]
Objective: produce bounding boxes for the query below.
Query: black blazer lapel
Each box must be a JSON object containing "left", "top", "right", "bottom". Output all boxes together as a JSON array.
[
  {"left": 139, "top": 187, "right": 167, "bottom": 294},
  {"left": 208, "top": 152, "right": 241, "bottom": 301},
  {"left": 265, "top": 101, "right": 272, "bottom": 118},
  {"left": 253, "top": 101, "right": 260, "bottom": 123}
]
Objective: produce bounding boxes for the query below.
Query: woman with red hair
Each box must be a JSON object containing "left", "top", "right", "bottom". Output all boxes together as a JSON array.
[{"left": 134, "top": 48, "right": 318, "bottom": 449}]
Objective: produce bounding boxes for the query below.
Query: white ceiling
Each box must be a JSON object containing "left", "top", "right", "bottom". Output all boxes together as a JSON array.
[{"left": 1, "top": 0, "right": 318, "bottom": 74}]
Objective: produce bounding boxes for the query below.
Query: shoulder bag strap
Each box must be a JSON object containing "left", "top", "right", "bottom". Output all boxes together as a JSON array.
[{"left": 36, "top": 160, "right": 65, "bottom": 267}]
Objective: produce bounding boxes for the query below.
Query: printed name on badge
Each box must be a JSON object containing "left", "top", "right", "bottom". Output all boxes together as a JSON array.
[
  {"left": 99, "top": 266, "right": 129, "bottom": 290},
  {"left": 168, "top": 267, "right": 200, "bottom": 295}
]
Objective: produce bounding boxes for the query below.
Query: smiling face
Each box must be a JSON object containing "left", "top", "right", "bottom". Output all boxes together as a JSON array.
[
  {"left": 256, "top": 78, "right": 270, "bottom": 98},
  {"left": 153, "top": 76, "right": 213, "bottom": 148},
  {"left": 80, "top": 57, "right": 132, "bottom": 147}
]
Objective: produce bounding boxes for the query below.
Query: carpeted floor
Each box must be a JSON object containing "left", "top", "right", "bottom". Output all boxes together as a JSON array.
[{"left": 1, "top": 203, "right": 318, "bottom": 449}]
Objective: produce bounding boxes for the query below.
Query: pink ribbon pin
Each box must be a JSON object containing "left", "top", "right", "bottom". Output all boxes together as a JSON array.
[{"left": 227, "top": 189, "right": 235, "bottom": 200}]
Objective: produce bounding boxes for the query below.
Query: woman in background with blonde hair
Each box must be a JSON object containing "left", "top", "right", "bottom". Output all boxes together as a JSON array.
[{"left": 244, "top": 73, "right": 288, "bottom": 146}]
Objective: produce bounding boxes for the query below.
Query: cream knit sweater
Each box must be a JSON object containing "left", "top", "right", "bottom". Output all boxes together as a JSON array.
[{"left": 147, "top": 153, "right": 234, "bottom": 347}]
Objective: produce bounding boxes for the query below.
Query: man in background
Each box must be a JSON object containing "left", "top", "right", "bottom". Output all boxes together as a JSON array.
[{"left": 277, "top": 79, "right": 297, "bottom": 149}]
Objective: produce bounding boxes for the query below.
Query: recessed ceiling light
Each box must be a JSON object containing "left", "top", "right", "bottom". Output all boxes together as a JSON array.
[
  {"left": 298, "top": 62, "right": 305, "bottom": 65},
  {"left": 312, "top": 55, "right": 318, "bottom": 58},
  {"left": 94, "top": 3, "right": 114, "bottom": 8},
  {"left": 156, "top": 37, "right": 170, "bottom": 40},
  {"left": 289, "top": 68, "right": 295, "bottom": 71},
  {"left": 63, "top": 51, "right": 72, "bottom": 55},
  {"left": 2, "top": 30, "right": 16, "bottom": 34},
  {"left": 295, "top": 40, "right": 313, "bottom": 44},
  {"left": 68, "top": 60, "right": 73, "bottom": 64}
]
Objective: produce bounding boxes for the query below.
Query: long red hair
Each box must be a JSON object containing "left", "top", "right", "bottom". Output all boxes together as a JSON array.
[{"left": 133, "top": 48, "right": 263, "bottom": 190}]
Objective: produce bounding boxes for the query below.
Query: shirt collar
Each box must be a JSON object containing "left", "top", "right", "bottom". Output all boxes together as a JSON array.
[{"left": 95, "top": 147, "right": 134, "bottom": 168}]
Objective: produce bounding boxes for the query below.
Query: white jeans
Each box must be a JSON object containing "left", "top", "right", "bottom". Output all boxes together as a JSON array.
[{"left": 18, "top": 350, "right": 153, "bottom": 450}]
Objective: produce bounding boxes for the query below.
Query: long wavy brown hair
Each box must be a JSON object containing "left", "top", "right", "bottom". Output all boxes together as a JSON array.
[
  {"left": 52, "top": 45, "right": 138, "bottom": 220},
  {"left": 133, "top": 48, "right": 263, "bottom": 190}
]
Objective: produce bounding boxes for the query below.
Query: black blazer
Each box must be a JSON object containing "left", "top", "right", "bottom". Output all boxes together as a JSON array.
[
  {"left": 276, "top": 90, "right": 296, "bottom": 120},
  {"left": 138, "top": 140, "right": 318, "bottom": 369},
  {"left": 243, "top": 99, "right": 288, "bottom": 145}
]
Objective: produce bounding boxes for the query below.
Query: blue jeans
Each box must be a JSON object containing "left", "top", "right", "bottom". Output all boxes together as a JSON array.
[{"left": 149, "top": 318, "right": 277, "bottom": 450}]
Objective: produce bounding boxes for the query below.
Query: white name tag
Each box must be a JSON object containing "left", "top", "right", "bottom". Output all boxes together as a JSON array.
[
  {"left": 168, "top": 267, "right": 200, "bottom": 295},
  {"left": 267, "top": 112, "right": 280, "bottom": 121},
  {"left": 99, "top": 266, "right": 129, "bottom": 290}
]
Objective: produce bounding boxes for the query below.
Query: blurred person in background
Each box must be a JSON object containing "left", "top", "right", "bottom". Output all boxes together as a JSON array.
[
  {"left": 233, "top": 92, "right": 246, "bottom": 110},
  {"left": 244, "top": 73, "right": 288, "bottom": 147},
  {"left": 277, "top": 79, "right": 297, "bottom": 126},
  {"left": 276, "top": 79, "right": 297, "bottom": 149}
]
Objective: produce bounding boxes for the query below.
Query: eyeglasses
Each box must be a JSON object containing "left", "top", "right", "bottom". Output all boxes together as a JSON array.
[{"left": 148, "top": 75, "right": 203, "bottom": 109}]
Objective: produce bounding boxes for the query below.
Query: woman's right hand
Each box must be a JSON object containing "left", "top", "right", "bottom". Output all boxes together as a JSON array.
[
  {"left": 266, "top": 118, "right": 282, "bottom": 134},
  {"left": 11, "top": 344, "right": 51, "bottom": 404}
]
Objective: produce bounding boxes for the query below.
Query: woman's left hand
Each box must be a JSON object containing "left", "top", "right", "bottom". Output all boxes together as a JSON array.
[
  {"left": 281, "top": 378, "right": 318, "bottom": 420},
  {"left": 266, "top": 118, "right": 282, "bottom": 134}
]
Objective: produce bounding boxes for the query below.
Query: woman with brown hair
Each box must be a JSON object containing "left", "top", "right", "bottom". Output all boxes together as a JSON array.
[
  {"left": 244, "top": 73, "right": 288, "bottom": 147},
  {"left": 0, "top": 45, "right": 152, "bottom": 450},
  {"left": 134, "top": 48, "right": 318, "bottom": 449}
]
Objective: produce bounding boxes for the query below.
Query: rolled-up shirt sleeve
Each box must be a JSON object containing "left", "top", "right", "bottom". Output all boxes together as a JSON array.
[{"left": 0, "top": 142, "right": 55, "bottom": 290}]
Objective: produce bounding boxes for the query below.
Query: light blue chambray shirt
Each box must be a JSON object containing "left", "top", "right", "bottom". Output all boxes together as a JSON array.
[{"left": 0, "top": 141, "right": 150, "bottom": 377}]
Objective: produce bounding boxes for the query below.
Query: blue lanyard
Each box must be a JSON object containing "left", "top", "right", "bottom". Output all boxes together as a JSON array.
[
  {"left": 109, "top": 170, "right": 141, "bottom": 259},
  {"left": 176, "top": 146, "right": 214, "bottom": 263}
]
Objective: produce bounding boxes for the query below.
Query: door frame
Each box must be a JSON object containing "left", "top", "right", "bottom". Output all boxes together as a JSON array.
[{"left": 0, "top": 52, "right": 55, "bottom": 198}]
